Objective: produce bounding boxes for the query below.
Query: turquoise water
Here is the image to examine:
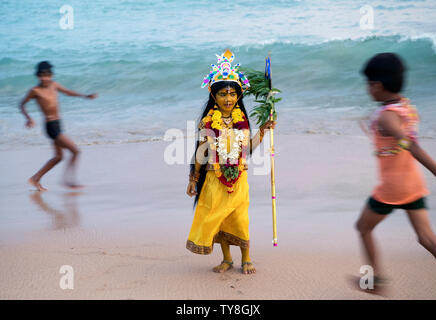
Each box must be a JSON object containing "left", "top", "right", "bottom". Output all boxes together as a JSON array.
[{"left": 1, "top": 0, "right": 436, "bottom": 148}]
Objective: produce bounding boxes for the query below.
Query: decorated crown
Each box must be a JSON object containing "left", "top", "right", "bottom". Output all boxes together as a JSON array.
[{"left": 201, "top": 49, "right": 250, "bottom": 90}]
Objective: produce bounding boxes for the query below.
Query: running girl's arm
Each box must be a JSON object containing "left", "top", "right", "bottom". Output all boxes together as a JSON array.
[
  {"left": 410, "top": 143, "right": 436, "bottom": 177},
  {"left": 379, "top": 111, "right": 436, "bottom": 176},
  {"left": 55, "top": 82, "right": 97, "bottom": 99}
]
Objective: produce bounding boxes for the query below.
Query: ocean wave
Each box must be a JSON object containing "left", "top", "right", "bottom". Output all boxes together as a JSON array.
[{"left": 2, "top": 0, "right": 436, "bottom": 149}]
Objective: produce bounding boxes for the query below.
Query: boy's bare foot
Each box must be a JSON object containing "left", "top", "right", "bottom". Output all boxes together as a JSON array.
[
  {"left": 62, "top": 178, "right": 85, "bottom": 189},
  {"left": 371, "top": 275, "right": 390, "bottom": 296},
  {"left": 213, "top": 260, "right": 233, "bottom": 273},
  {"left": 346, "top": 275, "right": 390, "bottom": 297},
  {"left": 28, "top": 178, "right": 47, "bottom": 191},
  {"left": 242, "top": 261, "right": 256, "bottom": 275},
  {"left": 64, "top": 183, "right": 85, "bottom": 189}
]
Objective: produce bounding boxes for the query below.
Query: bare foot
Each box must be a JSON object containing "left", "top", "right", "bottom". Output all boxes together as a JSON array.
[
  {"left": 346, "top": 275, "right": 390, "bottom": 297},
  {"left": 62, "top": 181, "right": 85, "bottom": 189},
  {"left": 66, "top": 184, "right": 85, "bottom": 189},
  {"left": 242, "top": 262, "right": 256, "bottom": 275},
  {"left": 213, "top": 260, "right": 233, "bottom": 273},
  {"left": 28, "top": 178, "right": 47, "bottom": 192}
]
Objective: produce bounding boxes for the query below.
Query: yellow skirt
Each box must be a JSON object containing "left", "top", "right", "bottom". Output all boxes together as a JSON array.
[{"left": 186, "top": 170, "right": 250, "bottom": 255}]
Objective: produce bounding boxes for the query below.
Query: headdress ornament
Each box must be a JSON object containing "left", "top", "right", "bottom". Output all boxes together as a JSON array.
[{"left": 201, "top": 49, "right": 250, "bottom": 91}]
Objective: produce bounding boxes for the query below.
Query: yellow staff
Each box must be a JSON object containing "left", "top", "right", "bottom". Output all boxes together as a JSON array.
[
  {"left": 268, "top": 94, "right": 278, "bottom": 246},
  {"left": 243, "top": 55, "right": 281, "bottom": 247},
  {"left": 266, "top": 57, "right": 278, "bottom": 246}
]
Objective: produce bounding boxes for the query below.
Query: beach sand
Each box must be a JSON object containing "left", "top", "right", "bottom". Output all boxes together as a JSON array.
[{"left": 1, "top": 132, "right": 435, "bottom": 299}]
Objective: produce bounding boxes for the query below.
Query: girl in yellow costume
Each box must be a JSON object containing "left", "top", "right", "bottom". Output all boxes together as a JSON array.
[{"left": 186, "top": 50, "right": 276, "bottom": 274}]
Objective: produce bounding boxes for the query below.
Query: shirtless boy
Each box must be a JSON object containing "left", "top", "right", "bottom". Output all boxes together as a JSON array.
[{"left": 19, "top": 61, "right": 97, "bottom": 191}]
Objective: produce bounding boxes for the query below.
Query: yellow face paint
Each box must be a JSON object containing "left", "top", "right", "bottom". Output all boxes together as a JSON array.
[{"left": 215, "top": 87, "right": 238, "bottom": 113}]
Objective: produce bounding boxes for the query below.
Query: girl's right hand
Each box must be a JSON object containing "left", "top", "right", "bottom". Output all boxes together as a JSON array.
[{"left": 186, "top": 181, "right": 198, "bottom": 197}]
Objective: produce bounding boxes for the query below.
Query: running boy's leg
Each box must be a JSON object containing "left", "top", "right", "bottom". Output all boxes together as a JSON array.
[
  {"left": 406, "top": 209, "right": 436, "bottom": 258},
  {"left": 29, "top": 142, "right": 63, "bottom": 191},
  {"left": 54, "top": 134, "right": 82, "bottom": 187},
  {"left": 355, "top": 203, "right": 389, "bottom": 277}
]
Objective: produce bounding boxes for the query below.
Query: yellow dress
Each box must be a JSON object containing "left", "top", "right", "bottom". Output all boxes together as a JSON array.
[{"left": 186, "top": 123, "right": 250, "bottom": 255}]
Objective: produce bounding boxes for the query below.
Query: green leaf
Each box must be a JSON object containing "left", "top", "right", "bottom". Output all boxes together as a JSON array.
[{"left": 240, "top": 66, "right": 281, "bottom": 127}]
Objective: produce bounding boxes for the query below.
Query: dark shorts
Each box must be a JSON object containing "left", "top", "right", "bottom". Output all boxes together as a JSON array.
[
  {"left": 45, "top": 120, "right": 62, "bottom": 140},
  {"left": 368, "top": 196, "right": 427, "bottom": 215}
]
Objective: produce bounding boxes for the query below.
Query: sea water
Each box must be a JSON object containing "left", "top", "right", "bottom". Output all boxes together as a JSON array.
[{"left": 1, "top": 0, "right": 435, "bottom": 149}]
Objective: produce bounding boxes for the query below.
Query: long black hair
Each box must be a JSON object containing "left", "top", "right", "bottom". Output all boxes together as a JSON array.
[{"left": 190, "top": 81, "right": 251, "bottom": 209}]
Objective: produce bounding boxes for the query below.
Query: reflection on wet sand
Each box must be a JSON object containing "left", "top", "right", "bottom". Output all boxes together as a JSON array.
[{"left": 29, "top": 192, "right": 81, "bottom": 230}]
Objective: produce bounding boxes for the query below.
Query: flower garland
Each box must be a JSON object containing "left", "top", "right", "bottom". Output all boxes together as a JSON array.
[
  {"left": 216, "top": 129, "right": 245, "bottom": 162},
  {"left": 210, "top": 107, "right": 244, "bottom": 130},
  {"left": 202, "top": 105, "right": 249, "bottom": 193}
]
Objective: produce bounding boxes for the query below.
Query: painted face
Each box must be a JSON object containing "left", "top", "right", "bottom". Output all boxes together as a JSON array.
[{"left": 215, "top": 86, "right": 238, "bottom": 113}]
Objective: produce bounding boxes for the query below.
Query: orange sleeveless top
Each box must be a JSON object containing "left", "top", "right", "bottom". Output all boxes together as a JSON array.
[{"left": 370, "top": 98, "right": 428, "bottom": 204}]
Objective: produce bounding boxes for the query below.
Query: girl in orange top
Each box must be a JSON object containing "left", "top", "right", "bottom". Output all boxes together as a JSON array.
[{"left": 357, "top": 53, "right": 436, "bottom": 289}]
